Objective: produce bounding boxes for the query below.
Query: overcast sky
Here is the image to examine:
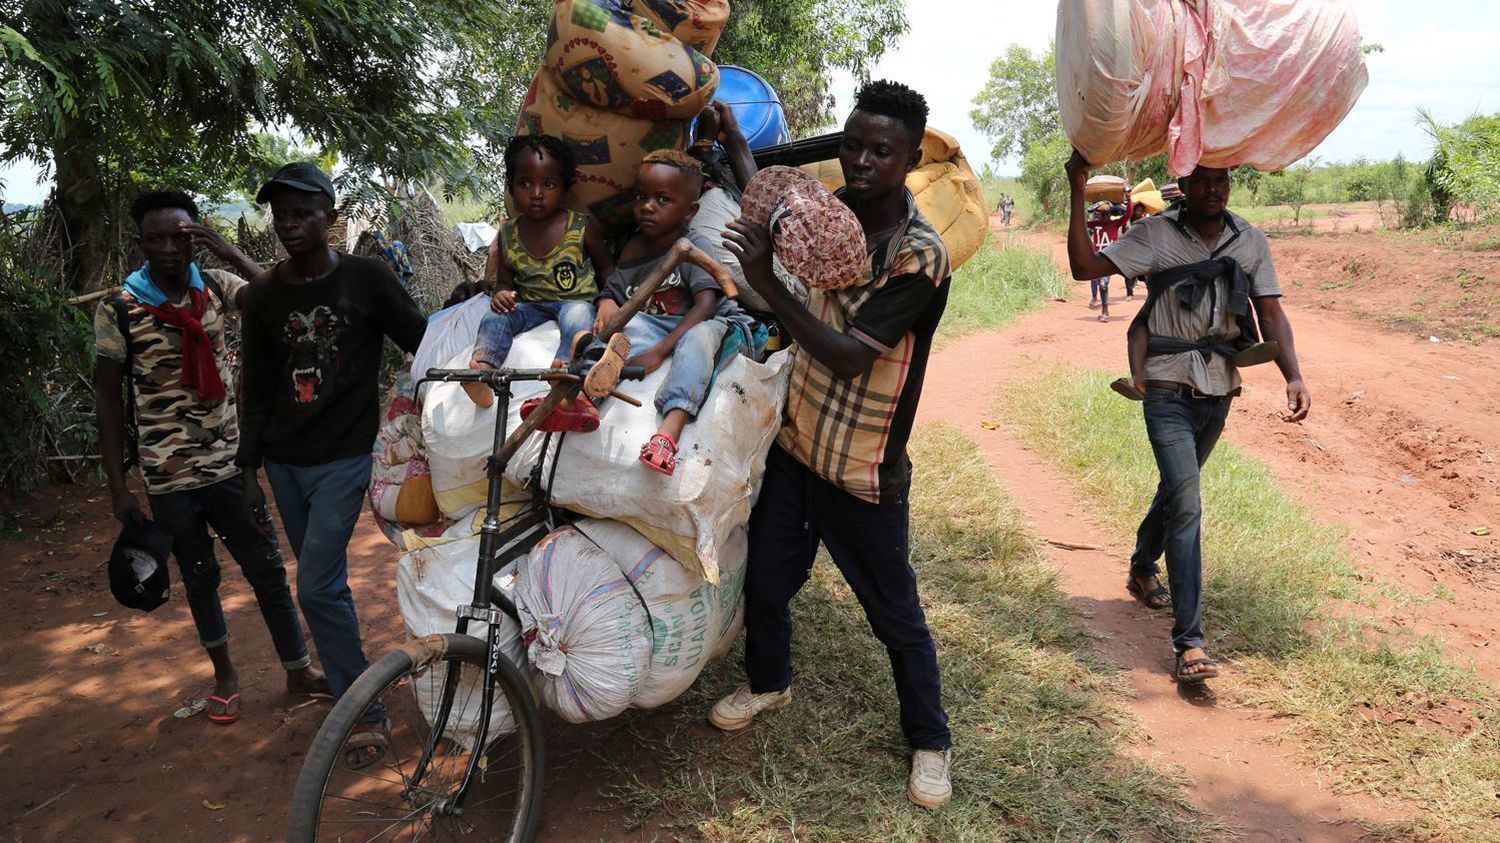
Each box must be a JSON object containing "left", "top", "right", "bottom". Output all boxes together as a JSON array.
[
  {"left": 3, "top": 1, "right": 1496, "bottom": 202},
  {"left": 828, "top": 0, "right": 1500, "bottom": 174}
]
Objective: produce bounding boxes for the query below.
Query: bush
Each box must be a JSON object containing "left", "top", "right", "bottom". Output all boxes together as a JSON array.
[{"left": 0, "top": 208, "right": 98, "bottom": 495}]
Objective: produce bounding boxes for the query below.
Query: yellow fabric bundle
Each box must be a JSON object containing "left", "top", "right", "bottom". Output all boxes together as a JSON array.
[{"left": 801, "top": 128, "right": 989, "bottom": 271}]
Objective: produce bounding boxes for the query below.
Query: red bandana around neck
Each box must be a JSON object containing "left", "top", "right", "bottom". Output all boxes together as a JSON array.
[{"left": 139, "top": 288, "right": 228, "bottom": 402}]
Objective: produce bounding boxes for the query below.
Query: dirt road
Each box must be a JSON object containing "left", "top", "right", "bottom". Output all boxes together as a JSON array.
[{"left": 915, "top": 215, "right": 1499, "bottom": 838}]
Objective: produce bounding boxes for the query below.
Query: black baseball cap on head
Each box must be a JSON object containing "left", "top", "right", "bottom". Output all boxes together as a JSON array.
[
  {"left": 107, "top": 519, "right": 173, "bottom": 612},
  {"left": 255, "top": 161, "right": 336, "bottom": 205}
]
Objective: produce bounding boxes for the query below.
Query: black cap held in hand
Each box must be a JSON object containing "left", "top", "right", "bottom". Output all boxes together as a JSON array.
[
  {"left": 255, "top": 161, "right": 336, "bottom": 205},
  {"left": 107, "top": 519, "right": 174, "bottom": 612}
]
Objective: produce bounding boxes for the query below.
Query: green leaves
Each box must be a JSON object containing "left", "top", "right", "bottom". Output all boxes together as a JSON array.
[
  {"left": 969, "top": 44, "right": 1058, "bottom": 164},
  {"left": 714, "top": 0, "right": 908, "bottom": 136}
]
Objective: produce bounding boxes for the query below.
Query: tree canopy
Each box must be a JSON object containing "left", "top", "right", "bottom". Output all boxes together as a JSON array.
[
  {"left": 969, "top": 44, "right": 1058, "bottom": 163},
  {"left": 0, "top": 0, "right": 547, "bottom": 288},
  {"left": 714, "top": 0, "right": 908, "bottom": 136}
]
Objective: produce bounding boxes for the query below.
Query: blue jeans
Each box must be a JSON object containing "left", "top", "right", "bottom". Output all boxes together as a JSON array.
[
  {"left": 265, "top": 453, "right": 384, "bottom": 722},
  {"left": 1129, "top": 388, "right": 1233, "bottom": 652},
  {"left": 744, "top": 446, "right": 950, "bottom": 750},
  {"left": 148, "top": 475, "right": 310, "bottom": 667},
  {"left": 474, "top": 300, "right": 595, "bottom": 367},
  {"left": 617, "top": 313, "right": 731, "bottom": 418}
]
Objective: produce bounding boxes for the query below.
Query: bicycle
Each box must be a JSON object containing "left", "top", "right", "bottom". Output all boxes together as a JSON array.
[{"left": 287, "top": 238, "right": 736, "bottom": 842}]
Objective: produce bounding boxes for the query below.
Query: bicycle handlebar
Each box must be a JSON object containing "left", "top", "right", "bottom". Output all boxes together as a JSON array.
[{"left": 421, "top": 364, "right": 650, "bottom": 389}]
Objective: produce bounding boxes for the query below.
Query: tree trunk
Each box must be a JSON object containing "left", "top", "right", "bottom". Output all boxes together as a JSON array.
[{"left": 52, "top": 131, "right": 112, "bottom": 294}]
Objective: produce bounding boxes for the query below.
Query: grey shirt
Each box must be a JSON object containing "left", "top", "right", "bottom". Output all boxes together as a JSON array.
[{"left": 1103, "top": 208, "right": 1282, "bottom": 395}]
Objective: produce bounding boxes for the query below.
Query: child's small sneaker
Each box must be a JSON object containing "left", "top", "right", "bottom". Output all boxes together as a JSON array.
[
  {"left": 907, "top": 748, "right": 953, "bottom": 809},
  {"left": 708, "top": 685, "right": 791, "bottom": 731},
  {"left": 1230, "top": 340, "right": 1280, "bottom": 367}
]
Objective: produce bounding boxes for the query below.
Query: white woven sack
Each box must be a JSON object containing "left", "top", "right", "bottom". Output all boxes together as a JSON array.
[
  {"left": 395, "top": 537, "right": 526, "bottom": 744},
  {"left": 569, "top": 519, "right": 748, "bottom": 708},
  {"left": 422, "top": 327, "right": 791, "bottom": 584},
  {"left": 515, "top": 527, "right": 652, "bottom": 723}
]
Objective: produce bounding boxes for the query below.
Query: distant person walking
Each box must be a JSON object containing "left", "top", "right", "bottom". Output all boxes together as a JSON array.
[
  {"left": 1064, "top": 149, "right": 1311, "bottom": 685},
  {"left": 1085, "top": 202, "right": 1127, "bottom": 322},
  {"left": 997, "top": 192, "right": 1014, "bottom": 226}
]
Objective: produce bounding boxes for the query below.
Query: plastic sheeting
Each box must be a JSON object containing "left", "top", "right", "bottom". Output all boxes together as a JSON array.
[{"left": 1056, "top": 0, "right": 1368, "bottom": 176}]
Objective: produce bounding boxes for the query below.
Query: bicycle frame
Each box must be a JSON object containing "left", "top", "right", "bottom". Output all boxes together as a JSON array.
[
  {"left": 378, "top": 237, "right": 728, "bottom": 820},
  {"left": 405, "top": 364, "right": 565, "bottom": 816}
]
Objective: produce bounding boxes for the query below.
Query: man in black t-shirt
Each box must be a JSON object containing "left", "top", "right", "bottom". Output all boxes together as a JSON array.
[{"left": 237, "top": 163, "right": 426, "bottom": 750}]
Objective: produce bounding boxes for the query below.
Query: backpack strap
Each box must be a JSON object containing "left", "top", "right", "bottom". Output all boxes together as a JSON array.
[
  {"left": 200, "top": 269, "right": 227, "bottom": 310},
  {"left": 109, "top": 291, "right": 141, "bottom": 472}
]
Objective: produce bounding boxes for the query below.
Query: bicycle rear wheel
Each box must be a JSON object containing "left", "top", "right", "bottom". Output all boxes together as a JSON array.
[{"left": 288, "top": 633, "right": 543, "bottom": 842}]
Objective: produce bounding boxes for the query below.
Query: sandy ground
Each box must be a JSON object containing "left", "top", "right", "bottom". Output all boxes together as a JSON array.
[{"left": 3, "top": 209, "right": 1494, "bottom": 840}]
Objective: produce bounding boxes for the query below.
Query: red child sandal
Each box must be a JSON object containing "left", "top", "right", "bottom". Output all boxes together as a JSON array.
[
  {"left": 639, "top": 433, "right": 678, "bottom": 476},
  {"left": 205, "top": 692, "right": 240, "bottom": 725},
  {"left": 520, "top": 395, "right": 601, "bottom": 433}
]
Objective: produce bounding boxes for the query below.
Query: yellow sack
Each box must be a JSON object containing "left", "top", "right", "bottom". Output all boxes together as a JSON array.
[
  {"left": 634, "top": 0, "right": 732, "bottom": 56},
  {"left": 546, "top": 0, "right": 722, "bottom": 121},
  {"left": 802, "top": 127, "right": 989, "bottom": 271}
]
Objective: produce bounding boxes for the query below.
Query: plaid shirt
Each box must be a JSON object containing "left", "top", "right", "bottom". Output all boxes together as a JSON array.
[{"left": 777, "top": 189, "right": 951, "bottom": 504}]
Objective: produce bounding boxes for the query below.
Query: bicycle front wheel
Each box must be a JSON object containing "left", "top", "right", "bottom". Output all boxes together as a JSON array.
[{"left": 287, "top": 633, "right": 543, "bottom": 842}]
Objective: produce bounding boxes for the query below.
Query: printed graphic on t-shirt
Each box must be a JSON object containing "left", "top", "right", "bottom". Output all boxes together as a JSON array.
[
  {"left": 553, "top": 259, "right": 582, "bottom": 294},
  {"left": 625, "top": 270, "right": 690, "bottom": 316},
  {"left": 283, "top": 306, "right": 345, "bottom": 404}
]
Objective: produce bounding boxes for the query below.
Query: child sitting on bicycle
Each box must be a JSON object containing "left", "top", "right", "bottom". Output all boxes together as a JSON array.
[
  {"left": 465, "top": 135, "right": 615, "bottom": 432},
  {"left": 591, "top": 149, "right": 754, "bottom": 476}
]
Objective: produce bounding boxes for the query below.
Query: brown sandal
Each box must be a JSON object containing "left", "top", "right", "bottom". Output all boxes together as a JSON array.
[
  {"left": 1126, "top": 575, "right": 1171, "bottom": 610},
  {"left": 583, "top": 334, "right": 631, "bottom": 400},
  {"left": 1110, "top": 377, "right": 1145, "bottom": 401}
]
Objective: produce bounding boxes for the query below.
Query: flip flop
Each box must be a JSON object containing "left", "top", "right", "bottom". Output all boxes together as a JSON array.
[
  {"left": 1110, "top": 377, "right": 1145, "bottom": 401},
  {"left": 1230, "top": 340, "right": 1281, "bottom": 367},
  {"left": 583, "top": 334, "right": 631, "bottom": 400},
  {"left": 1174, "top": 653, "right": 1220, "bottom": 684},
  {"left": 639, "top": 432, "right": 678, "bottom": 476},
  {"left": 205, "top": 693, "right": 240, "bottom": 725},
  {"left": 343, "top": 718, "right": 390, "bottom": 771},
  {"left": 1098, "top": 314, "right": 1110, "bottom": 323},
  {"left": 1126, "top": 575, "right": 1171, "bottom": 610},
  {"left": 521, "top": 395, "right": 600, "bottom": 433}
]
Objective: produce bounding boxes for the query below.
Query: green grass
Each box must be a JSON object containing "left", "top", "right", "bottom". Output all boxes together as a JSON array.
[
  {"left": 586, "top": 425, "right": 1216, "bottom": 842},
  {"left": 937, "top": 234, "right": 1069, "bottom": 348},
  {"left": 999, "top": 361, "right": 1500, "bottom": 842}
]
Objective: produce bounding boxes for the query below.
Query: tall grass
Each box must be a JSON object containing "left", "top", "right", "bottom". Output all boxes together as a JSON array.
[
  {"left": 938, "top": 235, "right": 1068, "bottom": 348},
  {"left": 587, "top": 424, "right": 1214, "bottom": 842},
  {"left": 1000, "top": 361, "right": 1500, "bottom": 842}
]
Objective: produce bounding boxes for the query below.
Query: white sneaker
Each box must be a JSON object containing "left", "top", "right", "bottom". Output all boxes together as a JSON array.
[
  {"left": 907, "top": 748, "right": 953, "bottom": 809},
  {"left": 707, "top": 684, "right": 791, "bottom": 731}
]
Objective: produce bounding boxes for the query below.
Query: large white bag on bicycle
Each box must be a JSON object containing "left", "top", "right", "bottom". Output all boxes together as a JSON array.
[
  {"left": 422, "top": 331, "right": 792, "bottom": 584},
  {"left": 567, "top": 519, "right": 748, "bottom": 708},
  {"left": 409, "top": 294, "right": 492, "bottom": 398},
  {"left": 515, "top": 527, "right": 652, "bottom": 723},
  {"left": 395, "top": 537, "right": 526, "bottom": 743}
]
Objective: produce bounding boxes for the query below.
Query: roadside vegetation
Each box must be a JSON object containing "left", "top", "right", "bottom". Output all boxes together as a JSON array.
[
  {"left": 937, "top": 232, "right": 1069, "bottom": 348},
  {"left": 999, "top": 361, "right": 1500, "bottom": 843},
  {"left": 589, "top": 424, "right": 1215, "bottom": 842}
]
